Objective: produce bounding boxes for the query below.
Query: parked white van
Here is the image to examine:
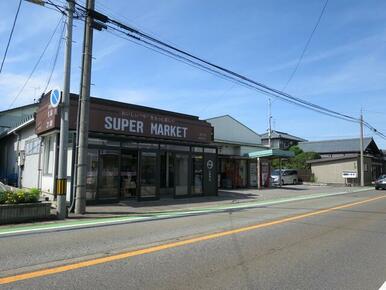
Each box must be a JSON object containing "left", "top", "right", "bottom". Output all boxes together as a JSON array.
[{"left": 271, "top": 169, "right": 298, "bottom": 185}]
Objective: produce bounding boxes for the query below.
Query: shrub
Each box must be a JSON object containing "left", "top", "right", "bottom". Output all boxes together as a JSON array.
[
  {"left": 26, "top": 188, "right": 40, "bottom": 203},
  {"left": 0, "top": 188, "right": 41, "bottom": 204}
]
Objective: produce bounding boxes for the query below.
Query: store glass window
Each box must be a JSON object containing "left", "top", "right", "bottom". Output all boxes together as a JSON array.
[
  {"left": 220, "top": 159, "right": 234, "bottom": 188},
  {"left": 121, "top": 150, "right": 138, "bottom": 198},
  {"left": 192, "top": 155, "right": 203, "bottom": 194},
  {"left": 140, "top": 151, "right": 158, "bottom": 198},
  {"left": 86, "top": 149, "right": 98, "bottom": 200},
  {"left": 175, "top": 153, "right": 189, "bottom": 196},
  {"left": 160, "top": 152, "right": 174, "bottom": 191}
]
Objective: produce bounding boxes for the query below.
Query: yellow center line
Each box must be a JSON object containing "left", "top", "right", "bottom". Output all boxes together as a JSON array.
[{"left": 1, "top": 194, "right": 385, "bottom": 285}]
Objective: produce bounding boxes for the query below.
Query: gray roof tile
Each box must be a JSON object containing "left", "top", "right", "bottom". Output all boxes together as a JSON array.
[
  {"left": 299, "top": 138, "right": 374, "bottom": 154},
  {"left": 260, "top": 130, "right": 307, "bottom": 142}
]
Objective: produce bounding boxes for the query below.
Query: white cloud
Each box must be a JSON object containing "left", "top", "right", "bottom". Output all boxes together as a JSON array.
[
  {"left": 91, "top": 87, "right": 163, "bottom": 105},
  {"left": 268, "top": 30, "right": 386, "bottom": 73},
  {"left": 288, "top": 52, "right": 386, "bottom": 98},
  {"left": 0, "top": 72, "right": 62, "bottom": 110},
  {"left": 2, "top": 52, "right": 33, "bottom": 65}
]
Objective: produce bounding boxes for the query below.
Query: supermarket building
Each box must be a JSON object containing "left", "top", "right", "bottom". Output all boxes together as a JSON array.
[
  {"left": 1, "top": 93, "right": 218, "bottom": 202},
  {"left": 1, "top": 92, "right": 293, "bottom": 203}
]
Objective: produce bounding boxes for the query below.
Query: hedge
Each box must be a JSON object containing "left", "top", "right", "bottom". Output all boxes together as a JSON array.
[{"left": 0, "top": 188, "right": 41, "bottom": 204}]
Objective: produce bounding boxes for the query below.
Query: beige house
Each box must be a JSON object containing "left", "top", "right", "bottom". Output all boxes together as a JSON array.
[
  {"left": 308, "top": 155, "right": 381, "bottom": 185},
  {"left": 300, "top": 137, "right": 385, "bottom": 186}
]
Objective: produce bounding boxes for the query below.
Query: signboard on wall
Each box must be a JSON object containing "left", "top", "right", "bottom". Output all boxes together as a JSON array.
[
  {"left": 36, "top": 93, "right": 213, "bottom": 144},
  {"left": 342, "top": 171, "right": 357, "bottom": 179},
  {"left": 204, "top": 154, "right": 217, "bottom": 195}
]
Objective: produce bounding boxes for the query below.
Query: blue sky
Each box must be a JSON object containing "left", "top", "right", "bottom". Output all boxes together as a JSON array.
[{"left": 1, "top": 0, "right": 386, "bottom": 147}]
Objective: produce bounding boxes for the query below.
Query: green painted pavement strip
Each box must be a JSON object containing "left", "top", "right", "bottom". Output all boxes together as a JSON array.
[{"left": 0, "top": 188, "right": 372, "bottom": 236}]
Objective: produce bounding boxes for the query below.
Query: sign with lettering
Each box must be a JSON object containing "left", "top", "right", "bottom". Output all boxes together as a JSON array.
[
  {"left": 342, "top": 171, "right": 357, "bottom": 179},
  {"left": 36, "top": 94, "right": 213, "bottom": 144},
  {"left": 204, "top": 154, "right": 217, "bottom": 195},
  {"left": 103, "top": 116, "right": 188, "bottom": 138}
]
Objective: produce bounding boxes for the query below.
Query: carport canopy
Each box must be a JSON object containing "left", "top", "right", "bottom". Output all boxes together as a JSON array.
[
  {"left": 245, "top": 149, "right": 295, "bottom": 189},
  {"left": 245, "top": 149, "right": 294, "bottom": 159}
]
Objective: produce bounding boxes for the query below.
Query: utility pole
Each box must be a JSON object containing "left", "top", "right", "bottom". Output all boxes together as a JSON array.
[
  {"left": 75, "top": 0, "right": 95, "bottom": 214},
  {"left": 268, "top": 98, "right": 272, "bottom": 148},
  {"left": 56, "top": 0, "right": 74, "bottom": 219},
  {"left": 359, "top": 109, "right": 364, "bottom": 187}
]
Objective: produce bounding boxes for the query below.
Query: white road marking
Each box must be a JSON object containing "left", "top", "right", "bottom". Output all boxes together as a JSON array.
[{"left": 379, "top": 281, "right": 386, "bottom": 290}]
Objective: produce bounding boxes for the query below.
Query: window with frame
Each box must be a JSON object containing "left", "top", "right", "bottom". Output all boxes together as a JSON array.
[
  {"left": 25, "top": 138, "right": 40, "bottom": 155},
  {"left": 43, "top": 136, "right": 54, "bottom": 175}
]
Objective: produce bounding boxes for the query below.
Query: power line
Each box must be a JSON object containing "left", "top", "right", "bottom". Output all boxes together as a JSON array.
[
  {"left": 43, "top": 20, "right": 66, "bottom": 93},
  {"left": 46, "top": 2, "right": 386, "bottom": 139},
  {"left": 106, "top": 26, "right": 345, "bottom": 120},
  {"left": 46, "top": 0, "right": 66, "bottom": 15},
  {"left": 282, "top": 0, "right": 329, "bottom": 90},
  {"left": 103, "top": 20, "right": 359, "bottom": 123},
  {"left": 8, "top": 15, "right": 64, "bottom": 109},
  {"left": 363, "top": 120, "right": 386, "bottom": 140},
  {"left": 73, "top": 3, "right": 373, "bottom": 125},
  {"left": 0, "top": 0, "right": 23, "bottom": 74}
]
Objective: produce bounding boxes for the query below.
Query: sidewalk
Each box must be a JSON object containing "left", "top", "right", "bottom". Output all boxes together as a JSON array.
[{"left": 68, "top": 184, "right": 369, "bottom": 218}]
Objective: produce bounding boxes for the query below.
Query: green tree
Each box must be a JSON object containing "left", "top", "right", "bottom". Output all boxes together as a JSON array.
[
  {"left": 271, "top": 145, "right": 320, "bottom": 169},
  {"left": 289, "top": 145, "right": 303, "bottom": 156}
]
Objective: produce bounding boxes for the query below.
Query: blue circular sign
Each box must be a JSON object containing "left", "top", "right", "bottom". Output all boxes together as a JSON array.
[{"left": 50, "top": 88, "right": 61, "bottom": 108}]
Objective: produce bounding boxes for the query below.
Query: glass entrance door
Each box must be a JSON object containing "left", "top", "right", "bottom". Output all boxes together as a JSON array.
[
  {"left": 139, "top": 151, "right": 159, "bottom": 200},
  {"left": 174, "top": 153, "right": 189, "bottom": 197},
  {"left": 120, "top": 150, "right": 138, "bottom": 198},
  {"left": 160, "top": 151, "right": 174, "bottom": 197},
  {"left": 98, "top": 150, "right": 120, "bottom": 200},
  {"left": 192, "top": 154, "right": 203, "bottom": 195},
  {"left": 86, "top": 149, "right": 98, "bottom": 201}
]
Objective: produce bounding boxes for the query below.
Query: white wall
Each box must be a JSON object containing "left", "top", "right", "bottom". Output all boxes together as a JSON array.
[
  {"left": 19, "top": 125, "right": 40, "bottom": 189},
  {"left": 207, "top": 115, "right": 261, "bottom": 145},
  {"left": 1, "top": 121, "right": 75, "bottom": 202},
  {"left": 41, "top": 134, "right": 58, "bottom": 197},
  {"left": 41, "top": 135, "right": 73, "bottom": 202},
  {"left": 0, "top": 122, "right": 38, "bottom": 186}
]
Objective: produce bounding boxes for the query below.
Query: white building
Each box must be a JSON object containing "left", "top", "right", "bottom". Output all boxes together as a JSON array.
[{"left": 206, "top": 115, "right": 267, "bottom": 188}]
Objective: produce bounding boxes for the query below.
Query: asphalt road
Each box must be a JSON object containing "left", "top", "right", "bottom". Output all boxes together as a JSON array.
[{"left": 1, "top": 189, "right": 386, "bottom": 290}]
